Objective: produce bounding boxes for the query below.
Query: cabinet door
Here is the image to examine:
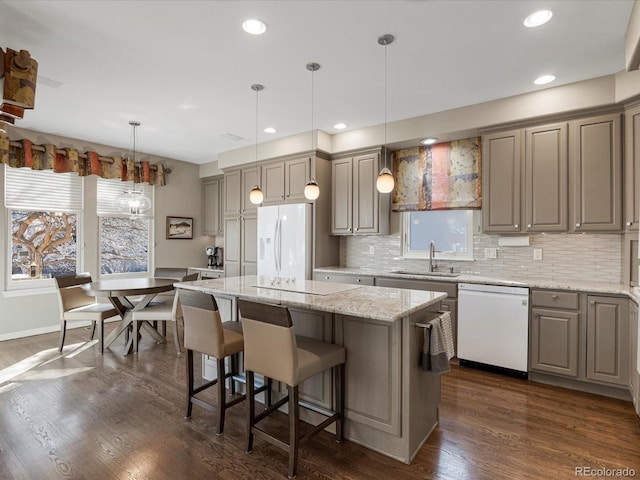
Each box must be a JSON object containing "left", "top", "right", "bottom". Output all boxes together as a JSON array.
[
  {"left": 571, "top": 113, "right": 622, "bottom": 232},
  {"left": 331, "top": 158, "right": 353, "bottom": 234},
  {"left": 352, "top": 153, "right": 379, "bottom": 234},
  {"left": 629, "top": 302, "right": 638, "bottom": 397},
  {"left": 624, "top": 105, "right": 640, "bottom": 231},
  {"left": 285, "top": 157, "right": 310, "bottom": 202},
  {"left": 482, "top": 130, "right": 522, "bottom": 233},
  {"left": 586, "top": 295, "right": 628, "bottom": 386},
  {"left": 224, "top": 170, "right": 241, "bottom": 216},
  {"left": 525, "top": 123, "right": 568, "bottom": 232},
  {"left": 530, "top": 307, "right": 579, "bottom": 377},
  {"left": 223, "top": 216, "right": 240, "bottom": 277},
  {"left": 262, "top": 162, "right": 285, "bottom": 204},
  {"left": 241, "top": 215, "right": 257, "bottom": 275},
  {"left": 203, "top": 177, "right": 223, "bottom": 235},
  {"left": 241, "top": 167, "right": 260, "bottom": 214}
]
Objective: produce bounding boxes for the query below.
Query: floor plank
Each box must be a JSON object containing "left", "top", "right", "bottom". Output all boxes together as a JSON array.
[{"left": 0, "top": 326, "right": 639, "bottom": 479}]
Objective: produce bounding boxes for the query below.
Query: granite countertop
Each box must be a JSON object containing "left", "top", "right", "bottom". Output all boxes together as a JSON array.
[
  {"left": 313, "top": 266, "right": 640, "bottom": 302},
  {"left": 175, "top": 275, "right": 447, "bottom": 323}
]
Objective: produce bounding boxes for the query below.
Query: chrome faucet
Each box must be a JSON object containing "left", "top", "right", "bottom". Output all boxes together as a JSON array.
[{"left": 429, "top": 241, "right": 436, "bottom": 272}]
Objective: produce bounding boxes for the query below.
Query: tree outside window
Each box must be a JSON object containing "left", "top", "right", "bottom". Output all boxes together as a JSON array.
[
  {"left": 100, "top": 216, "right": 149, "bottom": 274},
  {"left": 11, "top": 210, "right": 78, "bottom": 279}
]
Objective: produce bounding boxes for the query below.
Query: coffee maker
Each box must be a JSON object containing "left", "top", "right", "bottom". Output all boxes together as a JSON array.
[
  {"left": 206, "top": 246, "right": 215, "bottom": 267},
  {"left": 213, "top": 247, "right": 223, "bottom": 267}
]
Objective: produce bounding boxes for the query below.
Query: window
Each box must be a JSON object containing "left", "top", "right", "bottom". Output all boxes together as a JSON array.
[
  {"left": 97, "top": 178, "right": 153, "bottom": 276},
  {"left": 5, "top": 166, "right": 83, "bottom": 288},
  {"left": 403, "top": 210, "right": 474, "bottom": 261}
]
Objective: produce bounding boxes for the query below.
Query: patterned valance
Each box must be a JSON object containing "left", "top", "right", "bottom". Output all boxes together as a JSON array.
[
  {"left": 0, "top": 132, "right": 167, "bottom": 186},
  {"left": 392, "top": 137, "right": 482, "bottom": 211}
]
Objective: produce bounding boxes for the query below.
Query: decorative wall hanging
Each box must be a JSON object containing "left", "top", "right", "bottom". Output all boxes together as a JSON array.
[
  {"left": 0, "top": 47, "right": 38, "bottom": 131},
  {"left": 392, "top": 137, "right": 482, "bottom": 211},
  {"left": 166, "top": 216, "right": 193, "bottom": 239}
]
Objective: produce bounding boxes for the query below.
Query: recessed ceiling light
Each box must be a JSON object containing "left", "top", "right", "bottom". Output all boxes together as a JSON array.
[
  {"left": 421, "top": 137, "right": 438, "bottom": 145},
  {"left": 524, "top": 10, "right": 553, "bottom": 28},
  {"left": 334, "top": 123, "right": 347, "bottom": 130},
  {"left": 263, "top": 127, "right": 276, "bottom": 134},
  {"left": 242, "top": 19, "right": 267, "bottom": 35},
  {"left": 534, "top": 74, "right": 556, "bottom": 85}
]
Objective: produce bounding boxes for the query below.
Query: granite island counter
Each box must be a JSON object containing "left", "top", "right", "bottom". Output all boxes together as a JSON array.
[{"left": 174, "top": 275, "right": 448, "bottom": 463}]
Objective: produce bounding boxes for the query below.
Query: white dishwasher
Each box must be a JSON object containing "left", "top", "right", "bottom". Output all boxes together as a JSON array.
[{"left": 457, "top": 283, "right": 529, "bottom": 376}]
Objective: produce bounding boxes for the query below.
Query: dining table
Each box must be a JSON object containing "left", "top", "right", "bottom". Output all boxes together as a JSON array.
[{"left": 81, "top": 277, "right": 176, "bottom": 354}]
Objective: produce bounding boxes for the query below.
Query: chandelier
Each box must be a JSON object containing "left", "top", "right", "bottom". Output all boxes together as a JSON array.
[{"left": 115, "top": 121, "right": 152, "bottom": 216}]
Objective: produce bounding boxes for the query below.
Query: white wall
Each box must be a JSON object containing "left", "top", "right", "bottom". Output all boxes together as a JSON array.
[{"left": 0, "top": 127, "right": 207, "bottom": 340}]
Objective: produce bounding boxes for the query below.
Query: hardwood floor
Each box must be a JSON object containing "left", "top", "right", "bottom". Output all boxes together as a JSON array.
[{"left": 1, "top": 325, "right": 639, "bottom": 479}]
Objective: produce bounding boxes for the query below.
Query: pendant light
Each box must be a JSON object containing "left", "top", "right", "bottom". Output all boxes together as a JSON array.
[
  {"left": 115, "top": 121, "right": 152, "bottom": 216},
  {"left": 376, "top": 34, "right": 395, "bottom": 194},
  {"left": 249, "top": 83, "right": 264, "bottom": 205},
  {"left": 304, "top": 62, "right": 321, "bottom": 201}
]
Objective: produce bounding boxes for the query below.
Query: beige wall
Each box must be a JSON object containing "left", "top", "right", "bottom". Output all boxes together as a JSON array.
[{"left": 0, "top": 127, "right": 208, "bottom": 340}]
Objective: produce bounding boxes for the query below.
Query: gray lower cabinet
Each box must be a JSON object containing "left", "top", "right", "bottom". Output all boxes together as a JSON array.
[
  {"left": 223, "top": 214, "right": 257, "bottom": 277},
  {"left": 530, "top": 289, "right": 580, "bottom": 378},
  {"left": 586, "top": 295, "right": 629, "bottom": 386},
  {"left": 313, "top": 272, "right": 375, "bottom": 285},
  {"left": 629, "top": 301, "right": 639, "bottom": 414}
]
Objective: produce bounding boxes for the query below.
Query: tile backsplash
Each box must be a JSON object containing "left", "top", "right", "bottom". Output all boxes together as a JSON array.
[{"left": 341, "top": 232, "right": 623, "bottom": 283}]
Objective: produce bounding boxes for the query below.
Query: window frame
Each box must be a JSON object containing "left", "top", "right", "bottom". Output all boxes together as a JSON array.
[{"left": 402, "top": 210, "right": 475, "bottom": 261}]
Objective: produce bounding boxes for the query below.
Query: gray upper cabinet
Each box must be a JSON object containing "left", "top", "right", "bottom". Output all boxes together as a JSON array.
[
  {"left": 331, "top": 149, "right": 389, "bottom": 235},
  {"left": 586, "top": 295, "right": 629, "bottom": 386},
  {"left": 571, "top": 113, "right": 622, "bottom": 232},
  {"left": 223, "top": 169, "right": 242, "bottom": 216},
  {"left": 263, "top": 156, "right": 311, "bottom": 205},
  {"left": 624, "top": 104, "right": 640, "bottom": 231},
  {"left": 203, "top": 176, "right": 224, "bottom": 236},
  {"left": 525, "top": 123, "right": 568, "bottom": 232},
  {"left": 482, "top": 130, "right": 522, "bottom": 233}
]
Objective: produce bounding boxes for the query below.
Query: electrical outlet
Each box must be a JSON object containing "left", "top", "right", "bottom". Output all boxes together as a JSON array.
[
  {"left": 484, "top": 247, "right": 497, "bottom": 259},
  {"left": 533, "top": 248, "right": 543, "bottom": 261},
  {"left": 369, "top": 245, "right": 375, "bottom": 255}
]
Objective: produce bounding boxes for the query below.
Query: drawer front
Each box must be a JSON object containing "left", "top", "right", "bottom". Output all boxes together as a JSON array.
[
  {"left": 315, "top": 273, "right": 375, "bottom": 286},
  {"left": 375, "top": 277, "right": 457, "bottom": 298},
  {"left": 531, "top": 290, "right": 579, "bottom": 309}
]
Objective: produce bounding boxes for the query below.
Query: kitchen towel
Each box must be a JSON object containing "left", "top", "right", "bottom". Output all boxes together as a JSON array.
[{"left": 421, "top": 311, "right": 455, "bottom": 374}]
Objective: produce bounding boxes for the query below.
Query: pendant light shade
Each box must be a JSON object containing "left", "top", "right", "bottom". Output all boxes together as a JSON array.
[
  {"left": 304, "top": 62, "right": 321, "bottom": 200},
  {"left": 376, "top": 167, "right": 395, "bottom": 193},
  {"left": 249, "top": 84, "right": 264, "bottom": 205},
  {"left": 376, "top": 34, "right": 395, "bottom": 194},
  {"left": 116, "top": 121, "right": 152, "bottom": 217}
]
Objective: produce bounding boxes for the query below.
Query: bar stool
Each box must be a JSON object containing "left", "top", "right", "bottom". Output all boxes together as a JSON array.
[
  {"left": 238, "top": 299, "right": 346, "bottom": 479},
  {"left": 179, "top": 289, "right": 245, "bottom": 435}
]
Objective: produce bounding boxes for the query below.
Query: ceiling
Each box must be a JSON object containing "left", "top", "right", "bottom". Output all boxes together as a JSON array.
[{"left": 0, "top": 0, "right": 635, "bottom": 165}]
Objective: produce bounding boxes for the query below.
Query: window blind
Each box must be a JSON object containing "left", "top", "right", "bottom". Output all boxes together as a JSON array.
[
  {"left": 96, "top": 177, "right": 154, "bottom": 217},
  {"left": 4, "top": 165, "right": 84, "bottom": 211}
]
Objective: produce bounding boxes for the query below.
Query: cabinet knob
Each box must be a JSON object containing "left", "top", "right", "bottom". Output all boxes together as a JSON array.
[
  {"left": 355, "top": 227, "right": 359, "bottom": 231},
  {"left": 514, "top": 224, "right": 519, "bottom": 228},
  {"left": 348, "top": 227, "right": 352, "bottom": 232},
  {"left": 357, "top": 279, "right": 361, "bottom": 283},
  {"left": 589, "top": 300, "right": 595, "bottom": 305},
  {"left": 527, "top": 224, "right": 532, "bottom": 228},
  {"left": 575, "top": 223, "right": 581, "bottom": 228},
  {"left": 551, "top": 295, "right": 558, "bottom": 300},
  {"left": 325, "top": 276, "right": 330, "bottom": 280},
  {"left": 627, "top": 221, "right": 632, "bottom": 226}
]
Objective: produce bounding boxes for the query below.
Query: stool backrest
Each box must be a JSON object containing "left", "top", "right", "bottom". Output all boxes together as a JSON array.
[
  {"left": 172, "top": 273, "right": 199, "bottom": 316},
  {"left": 238, "top": 299, "right": 297, "bottom": 385},
  {"left": 55, "top": 273, "right": 95, "bottom": 316},
  {"left": 179, "top": 289, "right": 225, "bottom": 357},
  {"left": 154, "top": 267, "right": 188, "bottom": 280}
]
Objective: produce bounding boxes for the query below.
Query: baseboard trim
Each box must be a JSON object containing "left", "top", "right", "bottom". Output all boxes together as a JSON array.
[{"left": 0, "top": 318, "right": 120, "bottom": 342}]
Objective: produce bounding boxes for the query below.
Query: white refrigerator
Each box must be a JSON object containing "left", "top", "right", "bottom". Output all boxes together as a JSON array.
[{"left": 257, "top": 203, "right": 312, "bottom": 282}]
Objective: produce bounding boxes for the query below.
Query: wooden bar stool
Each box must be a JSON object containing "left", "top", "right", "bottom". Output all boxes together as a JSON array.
[
  {"left": 179, "top": 289, "right": 245, "bottom": 435},
  {"left": 238, "top": 299, "right": 346, "bottom": 479}
]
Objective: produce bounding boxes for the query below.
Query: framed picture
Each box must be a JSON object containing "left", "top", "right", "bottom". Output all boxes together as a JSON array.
[{"left": 166, "top": 216, "right": 193, "bottom": 239}]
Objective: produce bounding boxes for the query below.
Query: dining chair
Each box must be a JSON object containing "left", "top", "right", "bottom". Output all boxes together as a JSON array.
[
  {"left": 130, "top": 272, "right": 199, "bottom": 353},
  {"left": 238, "top": 299, "right": 346, "bottom": 479},
  {"left": 179, "top": 289, "right": 246, "bottom": 435},
  {"left": 55, "top": 273, "right": 119, "bottom": 353}
]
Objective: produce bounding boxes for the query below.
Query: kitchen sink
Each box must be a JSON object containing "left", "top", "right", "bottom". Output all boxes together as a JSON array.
[{"left": 392, "top": 270, "right": 459, "bottom": 278}]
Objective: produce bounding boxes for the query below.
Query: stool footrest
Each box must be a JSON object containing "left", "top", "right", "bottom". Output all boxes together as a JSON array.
[{"left": 254, "top": 395, "right": 289, "bottom": 424}]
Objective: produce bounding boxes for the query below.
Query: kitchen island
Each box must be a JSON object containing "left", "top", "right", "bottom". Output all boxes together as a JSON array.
[{"left": 174, "top": 275, "right": 448, "bottom": 464}]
